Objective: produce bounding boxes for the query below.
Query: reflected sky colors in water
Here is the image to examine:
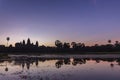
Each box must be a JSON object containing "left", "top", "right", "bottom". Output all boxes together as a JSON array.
[{"left": 0, "top": 54, "right": 120, "bottom": 80}]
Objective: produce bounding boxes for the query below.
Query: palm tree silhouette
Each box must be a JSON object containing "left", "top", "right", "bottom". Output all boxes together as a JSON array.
[
  {"left": 6, "top": 37, "right": 10, "bottom": 47},
  {"left": 108, "top": 40, "right": 111, "bottom": 44}
]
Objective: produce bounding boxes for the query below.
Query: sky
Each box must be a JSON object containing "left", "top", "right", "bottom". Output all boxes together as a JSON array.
[{"left": 0, "top": 0, "right": 120, "bottom": 46}]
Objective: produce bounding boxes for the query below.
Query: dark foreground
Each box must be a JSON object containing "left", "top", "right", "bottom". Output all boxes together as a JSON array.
[{"left": 0, "top": 54, "right": 120, "bottom": 80}]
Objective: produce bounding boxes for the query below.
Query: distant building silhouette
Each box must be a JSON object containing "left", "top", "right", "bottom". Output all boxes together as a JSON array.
[
  {"left": 27, "top": 38, "right": 31, "bottom": 45},
  {"left": 23, "top": 40, "right": 25, "bottom": 45},
  {"left": 36, "top": 41, "right": 39, "bottom": 47},
  {"left": 15, "top": 38, "right": 39, "bottom": 48}
]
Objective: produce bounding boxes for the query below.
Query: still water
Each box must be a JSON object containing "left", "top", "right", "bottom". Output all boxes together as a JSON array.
[{"left": 0, "top": 54, "right": 120, "bottom": 80}]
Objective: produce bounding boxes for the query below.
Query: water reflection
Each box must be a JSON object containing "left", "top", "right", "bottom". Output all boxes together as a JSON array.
[
  {"left": 0, "top": 55, "right": 120, "bottom": 70},
  {"left": 0, "top": 55, "right": 120, "bottom": 80}
]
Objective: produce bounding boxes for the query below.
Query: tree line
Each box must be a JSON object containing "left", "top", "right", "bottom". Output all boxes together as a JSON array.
[
  {"left": 55, "top": 40, "right": 120, "bottom": 52},
  {"left": 0, "top": 37, "right": 120, "bottom": 53}
]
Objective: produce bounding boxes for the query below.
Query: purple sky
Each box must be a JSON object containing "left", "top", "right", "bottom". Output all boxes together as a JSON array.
[{"left": 0, "top": 0, "right": 120, "bottom": 46}]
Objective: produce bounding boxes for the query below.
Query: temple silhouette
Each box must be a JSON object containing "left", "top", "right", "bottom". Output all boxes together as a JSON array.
[{"left": 15, "top": 38, "right": 39, "bottom": 48}]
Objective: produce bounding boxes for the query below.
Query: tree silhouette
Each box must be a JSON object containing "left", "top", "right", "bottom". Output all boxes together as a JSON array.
[
  {"left": 77, "top": 43, "right": 82, "bottom": 48},
  {"left": 63, "top": 42, "right": 70, "bottom": 48},
  {"left": 71, "top": 42, "right": 77, "bottom": 48},
  {"left": 81, "top": 43, "right": 85, "bottom": 47},
  {"left": 115, "top": 41, "right": 120, "bottom": 49},
  {"left": 6, "top": 37, "right": 10, "bottom": 47},
  {"left": 115, "top": 41, "right": 119, "bottom": 44},
  {"left": 55, "top": 40, "right": 63, "bottom": 48},
  {"left": 108, "top": 40, "right": 111, "bottom": 44}
]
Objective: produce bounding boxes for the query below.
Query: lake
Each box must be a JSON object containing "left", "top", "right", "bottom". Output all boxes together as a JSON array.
[{"left": 0, "top": 54, "right": 120, "bottom": 80}]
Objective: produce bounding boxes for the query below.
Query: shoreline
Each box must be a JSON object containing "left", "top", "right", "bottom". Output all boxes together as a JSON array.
[{"left": 0, "top": 51, "right": 120, "bottom": 55}]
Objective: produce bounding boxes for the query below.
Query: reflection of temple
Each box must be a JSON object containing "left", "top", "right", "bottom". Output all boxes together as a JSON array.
[{"left": 14, "top": 57, "right": 39, "bottom": 70}]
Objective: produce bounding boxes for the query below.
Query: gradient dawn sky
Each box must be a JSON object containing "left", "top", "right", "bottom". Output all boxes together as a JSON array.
[{"left": 0, "top": 0, "right": 120, "bottom": 46}]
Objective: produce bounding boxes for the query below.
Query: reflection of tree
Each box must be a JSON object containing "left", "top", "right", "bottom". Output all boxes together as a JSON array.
[
  {"left": 110, "top": 63, "right": 114, "bottom": 68},
  {"left": 55, "top": 60, "right": 63, "bottom": 68},
  {"left": 5, "top": 67, "right": 8, "bottom": 72},
  {"left": 2, "top": 57, "right": 120, "bottom": 70},
  {"left": 94, "top": 58, "right": 101, "bottom": 63},
  {"left": 72, "top": 59, "right": 86, "bottom": 66},
  {"left": 96, "top": 60, "right": 100, "bottom": 63},
  {"left": 117, "top": 62, "right": 120, "bottom": 66},
  {"left": 64, "top": 58, "right": 70, "bottom": 65},
  {"left": 12, "top": 57, "right": 120, "bottom": 69},
  {"left": 35, "top": 58, "right": 39, "bottom": 67},
  {"left": 22, "top": 61, "right": 25, "bottom": 70},
  {"left": 26, "top": 59, "right": 30, "bottom": 70},
  {"left": 5, "top": 61, "right": 8, "bottom": 72}
]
